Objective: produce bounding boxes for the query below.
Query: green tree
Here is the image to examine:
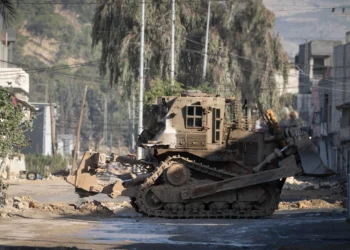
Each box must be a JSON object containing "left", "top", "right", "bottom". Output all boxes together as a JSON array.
[
  {"left": 0, "top": 0, "right": 16, "bottom": 27},
  {"left": 0, "top": 88, "right": 33, "bottom": 160},
  {"left": 91, "top": 0, "right": 289, "bottom": 111},
  {"left": 0, "top": 87, "right": 34, "bottom": 205}
]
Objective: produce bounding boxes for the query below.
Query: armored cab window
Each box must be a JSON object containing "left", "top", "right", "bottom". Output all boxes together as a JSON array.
[
  {"left": 225, "top": 102, "right": 234, "bottom": 123},
  {"left": 214, "top": 109, "right": 221, "bottom": 141},
  {"left": 186, "top": 106, "right": 202, "bottom": 128}
]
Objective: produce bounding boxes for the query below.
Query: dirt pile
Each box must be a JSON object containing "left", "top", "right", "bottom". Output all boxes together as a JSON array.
[
  {"left": 278, "top": 199, "right": 344, "bottom": 210},
  {"left": 0, "top": 196, "right": 135, "bottom": 218}
]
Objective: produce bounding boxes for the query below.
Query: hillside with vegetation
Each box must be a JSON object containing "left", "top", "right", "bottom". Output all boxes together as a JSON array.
[
  {"left": 10, "top": 0, "right": 291, "bottom": 153},
  {"left": 12, "top": 0, "right": 130, "bottom": 153}
]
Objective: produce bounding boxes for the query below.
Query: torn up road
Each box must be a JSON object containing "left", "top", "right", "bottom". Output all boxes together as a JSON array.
[{"left": 0, "top": 178, "right": 349, "bottom": 249}]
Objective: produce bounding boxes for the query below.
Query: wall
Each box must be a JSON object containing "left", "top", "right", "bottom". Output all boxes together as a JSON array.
[
  {"left": 57, "top": 134, "right": 76, "bottom": 157},
  {"left": 327, "top": 41, "right": 350, "bottom": 176},
  {"left": 296, "top": 94, "right": 312, "bottom": 127},
  {"left": 275, "top": 68, "right": 299, "bottom": 96},
  {"left": 0, "top": 68, "right": 29, "bottom": 101},
  {"left": 22, "top": 103, "right": 56, "bottom": 156},
  {"left": 1, "top": 155, "right": 26, "bottom": 179}
]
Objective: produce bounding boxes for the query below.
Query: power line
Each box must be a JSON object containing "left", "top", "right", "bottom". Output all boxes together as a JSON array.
[
  {"left": 181, "top": 37, "right": 350, "bottom": 90},
  {"left": 180, "top": 47, "right": 350, "bottom": 94},
  {"left": 0, "top": 60, "right": 101, "bottom": 74}
]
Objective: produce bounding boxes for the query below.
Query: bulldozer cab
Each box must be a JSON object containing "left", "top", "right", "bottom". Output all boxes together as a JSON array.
[{"left": 139, "top": 91, "right": 228, "bottom": 150}]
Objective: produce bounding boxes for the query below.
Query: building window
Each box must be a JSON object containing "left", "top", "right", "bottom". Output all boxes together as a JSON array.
[
  {"left": 341, "top": 109, "right": 350, "bottom": 128},
  {"left": 186, "top": 106, "right": 202, "bottom": 128},
  {"left": 214, "top": 109, "right": 221, "bottom": 141}
]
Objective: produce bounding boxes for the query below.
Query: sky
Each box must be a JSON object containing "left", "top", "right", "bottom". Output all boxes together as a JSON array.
[{"left": 262, "top": 0, "right": 350, "bottom": 57}]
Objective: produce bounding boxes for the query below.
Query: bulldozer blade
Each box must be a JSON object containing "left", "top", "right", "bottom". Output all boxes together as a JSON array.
[
  {"left": 182, "top": 155, "right": 302, "bottom": 200},
  {"left": 294, "top": 135, "right": 334, "bottom": 176}
]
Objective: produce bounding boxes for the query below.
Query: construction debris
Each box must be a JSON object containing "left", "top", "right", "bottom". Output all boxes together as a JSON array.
[
  {"left": 278, "top": 199, "right": 344, "bottom": 210},
  {"left": 0, "top": 195, "right": 138, "bottom": 219},
  {"left": 283, "top": 176, "right": 342, "bottom": 191}
]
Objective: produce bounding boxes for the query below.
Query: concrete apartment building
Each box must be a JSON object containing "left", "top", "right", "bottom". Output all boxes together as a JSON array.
[
  {"left": 296, "top": 35, "right": 350, "bottom": 176},
  {"left": 295, "top": 40, "right": 342, "bottom": 129},
  {"left": 325, "top": 32, "right": 350, "bottom": 176}
]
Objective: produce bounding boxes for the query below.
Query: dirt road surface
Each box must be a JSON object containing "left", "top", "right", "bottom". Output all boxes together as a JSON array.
[{"left": 0, "top": 180, "right": 349, "bottom": 250}]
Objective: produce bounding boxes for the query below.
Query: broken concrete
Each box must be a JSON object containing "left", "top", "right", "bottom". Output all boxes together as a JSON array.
[
  {"left": 0, "top": 195, "right": 138, "bottom": 219},
  {"left": 283, "top": 176, "right": 342, "bottom": 191}
]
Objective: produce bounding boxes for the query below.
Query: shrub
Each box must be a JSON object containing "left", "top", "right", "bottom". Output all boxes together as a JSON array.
[{"left": 25, "top": 154, "right": 69, "bottom": 177}]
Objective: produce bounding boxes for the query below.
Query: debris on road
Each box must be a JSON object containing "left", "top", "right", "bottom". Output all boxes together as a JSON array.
[
  {"left": 43, "top": 174, "right": 63, "bottom": 181},
  {"left": 0, "top": 195, "right": 138, "bottom": 219},
  {"left": 278, "top": 199, "right": 344, "bottom": 210},
  {"left": 283, "top": 176, "right": 343, "bottom": 191}
]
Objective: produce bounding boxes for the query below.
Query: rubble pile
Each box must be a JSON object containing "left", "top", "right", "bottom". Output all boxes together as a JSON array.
[
  {"left": 278, "top": 199, "right": 344, "bottom": 210},
  {"left": 0, "top": 196, "right": 130, "bottom": 218},
  {"left": 283, "top": 176, "right": 342, "bottom": 191}
]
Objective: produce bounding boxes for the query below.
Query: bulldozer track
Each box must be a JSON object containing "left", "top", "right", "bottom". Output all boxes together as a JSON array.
[{"left": 134, "top": 156, "right": 280, "bottom": 218}]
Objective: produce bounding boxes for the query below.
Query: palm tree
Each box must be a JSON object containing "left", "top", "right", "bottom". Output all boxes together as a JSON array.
[
  {"left": 0, "top": 0, "right": 16, "bottom": 28},
  {"left": 91, "top": 0, "right": 289, "bottom": 109}
]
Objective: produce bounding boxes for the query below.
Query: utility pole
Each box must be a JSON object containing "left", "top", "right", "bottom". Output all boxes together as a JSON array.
[
  {"left": 49, "top": 94, "right": 55, "bottom": 156},
  {"left": 132, "top": 93, "right": 136, "bottom": 153},
  {"left": 71, "top": 86, "right": 87, "bottom": 174},
  {"left": 170, "top": 0, "right": 175, "bottom": 87},
  {"left": 103, "top": 95, "right": 107, "bottom": 147},
  {"left": 128, "top": 99, "right": 132, "bottom": 152},
  {"left": 202, "top": 0, "right": 211, "bottom": 81},
  {"left": 137, "top": 0, "right": 145, "bottom": 159}
]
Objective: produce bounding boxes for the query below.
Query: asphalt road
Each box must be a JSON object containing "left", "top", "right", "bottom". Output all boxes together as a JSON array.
[
  {"left": 1, "top": 180, "right": 349, "bottom": 250},
  {"left": 0, "top": 210, "right": 349, "bottom": 250}
]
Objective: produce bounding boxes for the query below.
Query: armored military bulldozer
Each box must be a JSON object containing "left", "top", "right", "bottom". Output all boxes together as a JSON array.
[{"left": 67, "top": 90, "right": 333, "bottom": 218}]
